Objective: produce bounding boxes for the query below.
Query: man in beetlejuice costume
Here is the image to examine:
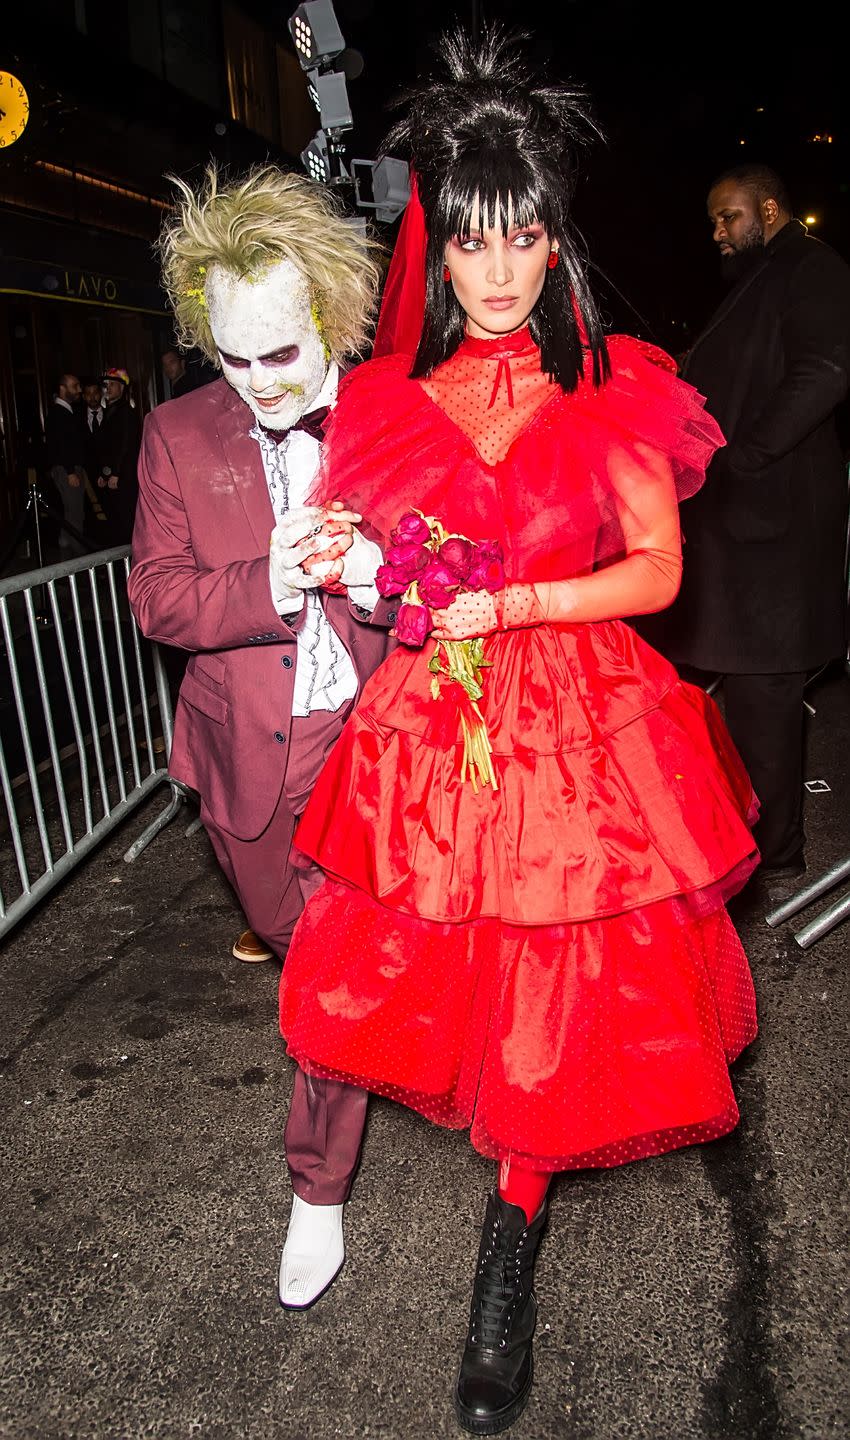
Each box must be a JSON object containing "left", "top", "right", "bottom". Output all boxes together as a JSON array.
[{"left": 128, "top": 165, "right": 395, "bottom": 1307}]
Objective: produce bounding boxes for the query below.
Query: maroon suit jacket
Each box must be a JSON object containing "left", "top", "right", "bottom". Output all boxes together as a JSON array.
[{"left": 128, "top": 378, "right": 396, "bottom": 838}]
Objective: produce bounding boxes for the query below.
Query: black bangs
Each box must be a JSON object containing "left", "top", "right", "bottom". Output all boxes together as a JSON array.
[{"left": 434, "top": 153, "right": 559, "bottom": 247}]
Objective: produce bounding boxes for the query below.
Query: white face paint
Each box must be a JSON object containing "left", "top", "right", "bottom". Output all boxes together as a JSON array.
[{"left": 206, "top": 258, "right": 328, "bottom": 430}]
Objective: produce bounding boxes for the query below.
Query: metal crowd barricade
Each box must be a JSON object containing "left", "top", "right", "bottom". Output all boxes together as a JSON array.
[
  {"left": 0, "top": 546, "right": 187, "bottom": 942},
  {"left": 765, "top": 857, "right": 850, "bottom": 948},
  {"left": 766, "top": 491, "right": 850, "bottom": 948}
]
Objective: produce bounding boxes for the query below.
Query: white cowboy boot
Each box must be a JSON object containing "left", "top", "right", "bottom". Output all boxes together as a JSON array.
[{"left": 278, "top": 1195, "right": 345, "bottom": 1309}]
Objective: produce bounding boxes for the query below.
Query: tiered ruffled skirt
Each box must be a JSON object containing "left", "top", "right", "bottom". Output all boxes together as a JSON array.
[{"left": 279, "top": 621, "right": 759, "bottom": 1171}]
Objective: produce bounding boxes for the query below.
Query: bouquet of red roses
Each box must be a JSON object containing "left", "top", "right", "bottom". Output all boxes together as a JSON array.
[{"left": 376, "top": 509, "right": 505, "bottom": 792}]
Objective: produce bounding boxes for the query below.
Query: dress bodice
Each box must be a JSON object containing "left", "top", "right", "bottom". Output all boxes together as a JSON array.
[
  {"left": 420, "top": 327, "right": 562, "bottom": 468},
  {"left": 315, "top": 331, "right": 724, "bottom": 584}
]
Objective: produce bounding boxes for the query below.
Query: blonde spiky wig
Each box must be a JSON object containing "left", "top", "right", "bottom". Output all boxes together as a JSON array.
[{"left": 159, "top": 165, "right": 382, "bottom": 366}]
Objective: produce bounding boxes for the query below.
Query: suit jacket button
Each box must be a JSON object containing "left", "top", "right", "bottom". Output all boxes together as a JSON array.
[
  {"left": 273, "top": 731, "right": 286, "bottom": 744},
  {"left": 387, "top": 611, "right": 397, "bottom": 624},
  {"left": 282, "top": 656, "right": 293, "bottom": 668}
]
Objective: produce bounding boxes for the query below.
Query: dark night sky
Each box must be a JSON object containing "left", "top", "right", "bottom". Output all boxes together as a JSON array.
[{"left": 323, "top": 0, "right": 849, "bottom": 349}]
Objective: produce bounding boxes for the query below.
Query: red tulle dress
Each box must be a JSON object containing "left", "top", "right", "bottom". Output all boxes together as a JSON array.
[{"left": 279, "top": 327, "right": 759, "bottom": 1173}]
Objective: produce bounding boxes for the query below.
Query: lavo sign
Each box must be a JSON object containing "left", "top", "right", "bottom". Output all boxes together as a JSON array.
[{"left": 64, "top": 270, "right": 119, "bottom": 302}]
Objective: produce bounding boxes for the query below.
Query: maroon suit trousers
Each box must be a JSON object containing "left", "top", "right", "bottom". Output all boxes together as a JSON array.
[{"left": 202, "top": 702, "right": 367, "bottom": 1204}]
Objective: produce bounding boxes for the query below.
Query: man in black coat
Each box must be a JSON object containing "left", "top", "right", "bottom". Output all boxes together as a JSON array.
[
  {"left": 161, "top": 347, "right": 218, "bottom": 401},
  {"left": 44, "top": 372, "right": 87, "bottom": 556},
  {"left": 161, "top": 347, "right": 196, "bottom": 400},
  {"left": 640, "top": 163, "right": 850, "bottom": 878},
  {"left": 96, "top": 367, "right": 142, "bottom": 546}
]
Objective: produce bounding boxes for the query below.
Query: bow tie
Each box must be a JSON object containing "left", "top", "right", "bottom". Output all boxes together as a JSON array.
[{"left": 263, "top": 406, "right": 330, "bottom": 445}]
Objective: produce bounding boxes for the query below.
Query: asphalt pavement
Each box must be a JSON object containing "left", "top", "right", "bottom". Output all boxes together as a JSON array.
[{"left": 1, "top": 665, "right": 848, "bottom": 1440}]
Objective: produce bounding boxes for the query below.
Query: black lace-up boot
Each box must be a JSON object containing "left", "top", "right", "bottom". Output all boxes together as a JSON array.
[{"left": 454, "top": 1190, "right": 548, "bottom": 1434}]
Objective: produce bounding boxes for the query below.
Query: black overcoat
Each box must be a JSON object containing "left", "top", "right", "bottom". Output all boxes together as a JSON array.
[
  {"left": 639, "top": 220, "right": 850, "bottom": 673},
  {"left": 44, "top": 401, "right": 86, "bottom": 474},
  {"left": 97, "top": 394, "right": 142, "bottom": 543}
]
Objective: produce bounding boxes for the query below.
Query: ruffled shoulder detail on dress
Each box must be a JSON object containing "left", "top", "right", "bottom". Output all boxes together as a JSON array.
[
  {"left": 313, "top": 339, "right": 724, "bottom": 581},
  {"left": 590, "top": 335, "right": 722, "bottom": 497},
  {"left": 611, "top": 336, "right": 678, "bottom": 374}
]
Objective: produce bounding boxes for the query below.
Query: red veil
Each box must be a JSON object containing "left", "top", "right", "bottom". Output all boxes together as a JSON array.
[{"left": 372, "top": 174, "right": 428, "bottom": 358}]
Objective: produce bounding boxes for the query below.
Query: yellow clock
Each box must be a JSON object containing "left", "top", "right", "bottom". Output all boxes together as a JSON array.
[{"left": 0, "top": 71, "right": 30, "bottom": 149}]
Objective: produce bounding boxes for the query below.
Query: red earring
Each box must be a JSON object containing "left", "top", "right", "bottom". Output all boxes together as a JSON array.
[
  {"left": 443, "top": 265, "right": 451, "bottom": 283},
  {"left": 547, "top": 250, "right": 559, "bottom": 270}
]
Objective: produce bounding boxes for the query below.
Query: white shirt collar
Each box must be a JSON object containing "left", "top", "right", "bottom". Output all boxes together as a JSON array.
[
  {"left": 55, "top": 397, "right": 73, "bottom": 413},
  {"left": 312, "top": 360, "right": 339, "bottom": 411}
]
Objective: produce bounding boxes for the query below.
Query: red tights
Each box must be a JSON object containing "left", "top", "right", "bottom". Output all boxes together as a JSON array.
[{"left": 498, "top": 1158, "right": 551, "bottom": 1223}]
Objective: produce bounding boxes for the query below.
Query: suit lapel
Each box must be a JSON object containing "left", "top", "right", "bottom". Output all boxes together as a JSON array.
[
  {"left": 683, "top": 254, "right": 772, "bottom": 376},
  {"left": 215, "top": 392, "right": 275, "bottom": 550}
]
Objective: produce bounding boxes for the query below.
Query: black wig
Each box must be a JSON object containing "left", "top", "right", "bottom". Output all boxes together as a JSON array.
[{"left": 384, "top": 26, "right": 610, "bottom": 392}]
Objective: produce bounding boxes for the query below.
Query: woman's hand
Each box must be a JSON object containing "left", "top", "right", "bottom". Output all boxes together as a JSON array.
[{"left": 430, "top": 589, "right": 499, "bottom": 640}]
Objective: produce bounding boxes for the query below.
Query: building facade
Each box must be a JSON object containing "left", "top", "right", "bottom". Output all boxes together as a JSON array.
[{"left": 1, "top": 0, "right": 315, "bottom": 538}]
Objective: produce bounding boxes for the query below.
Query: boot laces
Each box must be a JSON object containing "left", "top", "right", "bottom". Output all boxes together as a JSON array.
[{"left": 469, "top": 1217, "right": 528, "bottom": 1349}]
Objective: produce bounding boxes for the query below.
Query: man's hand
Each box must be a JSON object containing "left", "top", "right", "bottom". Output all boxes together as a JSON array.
[
  {"left": 334, "top": 527, "right": 383, "bottom": 588},
  {"left": 311, "top": 527, "right": 383, "bottom": 591},
  {"left": 300, "top": 500, "right": 361, "bottom": 582},
  {"left": 269, "top": 503, "right": 362, "bottom": 604},
  {"left": 270, "top": 506, "right": 329, "bottom": 599},
  {"left": 297, "top": 500, "right": 381, "bottom": 592}
]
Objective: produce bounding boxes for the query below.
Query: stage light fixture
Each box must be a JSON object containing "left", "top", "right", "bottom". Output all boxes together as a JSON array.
[
  {"left": 306, "top": 67, "right": 353, "bottom": 134},
  {"left": 350, "top": 155, "right": 410, "bottom": 223},
  {"left": 290, "top": 2, "right": 406, "bottom": 222},
  {"left": 301, "top": 130, "right": 330, "bottom": 184},
  {"left": 372, "top": 156, "right": 410, "bottom": 222},
  {"left": 288, "top": 1, "right": 345, "bottom": 71},
  {"left": 301, "top": 128, "right": 351, "bottom": 187}
]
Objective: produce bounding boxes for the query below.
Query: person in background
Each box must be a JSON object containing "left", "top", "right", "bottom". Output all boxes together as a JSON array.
[
  {"left": 97, "top": 367, "right": 142, "bottom": 545},
  {"left": 161, "top": 347, "right": 195, "bottom": 400},
  {"left": 79, "top": 376, "right": 107, "bottom": 547},
  {"left": 640, "top": 163, "right": 850, "bottom": 885},
  {"left": 44, "top": 371, "right": 86, "bottom": 557},
  {"left": 82, "top": 377, "right": 104, "bottom": 436},
  {"left": 161, "top": 345, "right": 218, "bottom": 401}
]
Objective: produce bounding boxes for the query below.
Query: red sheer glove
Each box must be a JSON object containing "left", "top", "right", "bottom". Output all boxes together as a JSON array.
[
  {"left": 429, "top": 546, "right": 682, "bottom": 640},
  {"left": 430, "top": 590, "right": 501, "bottom": 640},
  {"left": 509, "top": 545, "right": 683, "bottom": 626},
  {"left": 429, "top": 587, "right": 548, "bottom": 639}
]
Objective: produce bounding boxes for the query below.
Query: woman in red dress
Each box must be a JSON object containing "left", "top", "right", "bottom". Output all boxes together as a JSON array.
[{"left": 279, "top": 27, "right": 758, "bottom": 1435}]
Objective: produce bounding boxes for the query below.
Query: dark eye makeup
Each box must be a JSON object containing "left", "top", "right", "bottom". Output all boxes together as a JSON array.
[{"left": 218, "top": 345, "right": 300, "bottom": 368}]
